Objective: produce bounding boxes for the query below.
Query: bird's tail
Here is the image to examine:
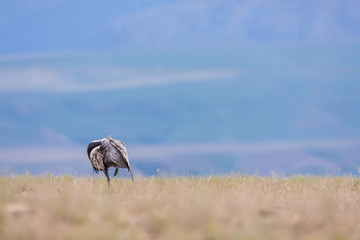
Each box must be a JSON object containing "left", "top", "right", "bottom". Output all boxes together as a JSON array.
[{"left": 93, "top": 168, "right": 99, "bottom": 174}]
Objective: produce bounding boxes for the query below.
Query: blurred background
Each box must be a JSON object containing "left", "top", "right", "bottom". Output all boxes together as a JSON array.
[{"left": 1, "top": 0, "right": 360, "bottom": 177}]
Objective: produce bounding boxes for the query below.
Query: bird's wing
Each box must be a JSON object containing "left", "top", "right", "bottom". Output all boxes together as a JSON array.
[
  {"left": 89, "top": 146, "right": 105, "bottom": 173},
  {"left": 110, "top": 139, "right": 131, "bottom": 168}
]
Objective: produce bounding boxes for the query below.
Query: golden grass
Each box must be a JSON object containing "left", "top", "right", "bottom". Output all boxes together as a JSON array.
[{"left": 1, "top": 174, "right": 360, "bottom": 240}]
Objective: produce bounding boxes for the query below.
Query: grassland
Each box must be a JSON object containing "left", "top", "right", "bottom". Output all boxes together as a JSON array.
[{"left": 1, "top": 175, "right": 360, "bottom": 240}]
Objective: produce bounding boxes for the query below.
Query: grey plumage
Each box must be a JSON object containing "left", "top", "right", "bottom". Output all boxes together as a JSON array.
[{"left": 87, "top": 136, "right": 133, "bottom": 185}]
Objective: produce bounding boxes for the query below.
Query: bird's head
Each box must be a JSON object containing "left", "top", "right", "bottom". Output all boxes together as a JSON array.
[{"left": 100, "top": 138, "right": 110, "bottom": 149}]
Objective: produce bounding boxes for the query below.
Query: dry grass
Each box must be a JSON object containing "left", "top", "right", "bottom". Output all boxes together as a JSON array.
[{"left": 1, "top": 174, "right": 360, "bottom": 240}]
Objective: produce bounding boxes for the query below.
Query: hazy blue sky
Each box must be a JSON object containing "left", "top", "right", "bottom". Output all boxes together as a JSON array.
[
  {"left": 1, "top": 1, "right": 360, "bottom": 176},
  {"left": 1, "top": 0, "right": 359, "bottom": 54}
]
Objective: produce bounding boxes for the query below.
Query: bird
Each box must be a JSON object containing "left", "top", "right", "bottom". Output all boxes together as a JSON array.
[{"left": 87, "top": 136, "right": 134, "bottom": 185}]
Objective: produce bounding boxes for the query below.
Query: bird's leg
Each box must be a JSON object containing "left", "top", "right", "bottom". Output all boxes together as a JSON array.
[
  {"left": 104, "top": 169, "right": 110, "bottom": 187},
  {"left": 113, "top": 167, "right": 119, "bottom": 177},
  {"left": 129, "top": 168, "right": 134, "bottom": 181}
]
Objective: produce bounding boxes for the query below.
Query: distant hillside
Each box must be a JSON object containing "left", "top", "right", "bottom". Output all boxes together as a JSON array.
[{"left": 1, "top": 45, "right": 360, "bottom": 176}]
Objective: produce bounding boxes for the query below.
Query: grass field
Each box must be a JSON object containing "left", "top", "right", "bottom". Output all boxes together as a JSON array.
[{"left": 1, "top": 175, "right": 360, "bottom": 240}]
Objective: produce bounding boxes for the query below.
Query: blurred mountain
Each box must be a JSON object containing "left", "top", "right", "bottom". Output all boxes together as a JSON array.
[{"left": 1, "top": 46, "right": 360, "bottom": 176}]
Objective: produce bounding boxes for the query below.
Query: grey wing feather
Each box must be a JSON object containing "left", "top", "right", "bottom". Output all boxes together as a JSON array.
[
  {"left": 110, "top": 139, "right": 131, "bottom": 169},
  {"left": 89, "top": 146, "right": 105, "bottom": 172}
]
